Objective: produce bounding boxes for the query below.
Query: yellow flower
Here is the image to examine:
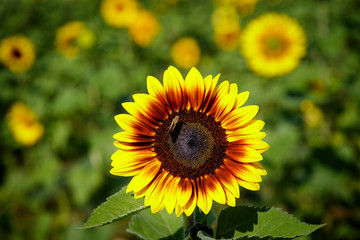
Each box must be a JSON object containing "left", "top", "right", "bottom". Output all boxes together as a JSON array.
[
  {"left": 213, "top": 0, "right": 259, "bottom": 16},
  {"left": 6, "top": 102, "right": 44, "bottom": 146},
  {"left": 55, "top": 21, "right": 95, "bottom": 58},
  {"left": 100, "top": 0, "right": 139, "bottom": 28},
  {"left": 128, "top": 10, "right": 161, "bottom": 47},
  {"left": 300, "top": 99, "right": 324, "bottom": 128},
  {"left": 0, "top": 35, "right": 36, "bottom": 73},
  {"left": 111, "top": 66, "right": 269, "bottom": 216},
  {"left": 171, "top": 38, "right": 200, "bottom": 69},
  {"left": 212, "top": 5, "right": 241, "bottom": 51},
  {"left": 236, "top": 0, "right": 259, "bottom": 16},
  {"left": 241, "top": 13, "right": 307, "bottom": 77}
]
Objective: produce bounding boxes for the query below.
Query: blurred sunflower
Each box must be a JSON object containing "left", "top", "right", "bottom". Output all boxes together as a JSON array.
[
  {"left": 100, "top": 0, "right": 139, "bottom": 28},
  {"left": 0, "top": 35, "right": 36, "bottom": 73},
  {"left": 236, "top": 0, "right": 259, "bottom": 16},
  {"left": 6, "top": 102, "right": 44, "bottom": 146},
  {"left": 212, "top": 5, "right": 241, "bottom": 51},
  {"left": 128, "top": 10, "right": 161, "bottom": 47},
  {"left": 214, "top": 25, "right": 241, "bottom": 51},
  {"left": 241, "top": 13, "right": 307, "bottom": 77},
  {"left": 111, "top": 66, "right": 269, "bottom": 216},
  {"left": 55, "top": 21, "right": 95, "bottom": 58},
  {"left": 300, "top": 99, "right": 324, "bottom": 128},
  {"left": 171, "top": 37, "right": 200, "bottom": 69},
  {"left": 213, "top": 0, "right": 259, "bottom": 17}
]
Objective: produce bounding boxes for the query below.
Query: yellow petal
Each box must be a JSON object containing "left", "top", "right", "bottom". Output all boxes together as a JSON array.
[
  {"left": 204, "top": 174, "right": 226, "bottom": 204},
  {"left": 122, "top": 102, "right": 158, "bottom": 129},
  {"left": 207, "top": 80, "right": 229, "bottom": 115},
  {"left": 222, "top": 105, "right": 259, "bottom": 131},
  {"left": 226, "top": 145, "right": 263, "bottom": 163},
  {"left": 110, "top": 149, "right": 155, "bottom": 169},
  {"left": 214, "top": 92, "right": 237, "bottom": 122},
  {"left": 250, "top": 162, "right": 267, "bottom": 176},
  {"left": 185, "top": 67, "right": 205, "bottom": 110},
  {"left": 113, "top": 140, "right": 153, "bottom": 151},
  {"left": 196, "top": 177, "right": 212, "bottom": 214},
  {"left": 237, "top": 179, "right": 260, "bottom": 191},
  {"left": 215, "top": 80, "right": 230, "bottom": 98},
  {"left": 114, "top": 114, "right": 154, "bottom": 135},
  {"left": 164, "top": 177, "right": 181, "bottom": 214},
  {"left": 110, "top": 165, "right": 144, "bottom": 176},
  {"left": 146, "top": 172, "right": 169, "bottom": 213},
  {"left": 175, "top": 202, "right": 184, "bottom": 217},
  {"left": 164, "top": 66, "right": 185, "bottom": 111},
  {"left": 177, "top": 178, "right": 193, "bottom": 207},
  {"left": 127, "top": 160, "right": 161, "bottom": 193},
  {"left": 238, "top": 119, "right": 265, "bottom": 134},
  {"left": 133, "top": 94, "right": 168, "bottom": 121},
  {"left": 134, "top": 185, "right": 149, "bottom": 199},
  {"left": 234, "top": 139, "right": 270, "bottom": 154},
  {"left": 215, "top": 167, "right": 240, "bottom": 198},
  {"left": 203, "top": 75, "right": 213, "bottom": 96},
  {"left": 183, "top": 180, "right": 197, "bottom": 216},
  {"left": 224, "top": 158, "right": 262, "bottom": 182},
  {"left": 224, "top": 187, "right": 236, "bottom": 207},
  {"left": 202, "top": 74, "right": 220, "bottom": 112},
  {"left": 147, "top": 76, "right": 170, "bottom": 110},
  {"left": 235, "top": 91, "right": 249, "bottom": 109},
  {"left": 229, "top": 83, "right": 238, "bottom": 95},
  {"left": 113, "top": 131, "right": 154, "bottom": 143},
  {"left": 227, "top": 132, "right": 266, "bottom": 142}
]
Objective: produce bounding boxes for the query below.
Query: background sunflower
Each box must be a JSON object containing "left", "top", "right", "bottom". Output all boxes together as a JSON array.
[
  {"left": 0, "top": 35, "right": 36, "bottom": 72},
  {"left": 241, "top": 13, "right": 307, "bottom": 77},
  {"left": 0, "top": 0, "right": 359, "bottom": 239}
]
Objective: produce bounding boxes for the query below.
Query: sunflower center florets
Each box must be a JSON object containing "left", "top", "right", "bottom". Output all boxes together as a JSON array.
[
  {"left": 263, "top": 35, "right": 287, "bottom": 57},
  {"left": 154, "top": 108, "right": 228, "bottom": 179},
  {"left": 168, "top": 122, "right": 214, "bottom": 169},
  {"left": 12, "top": 48, "right": 22, "bottom": 58}
]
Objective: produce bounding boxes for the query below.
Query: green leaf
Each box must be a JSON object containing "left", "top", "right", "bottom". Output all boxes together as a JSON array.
[
  {"left": 128, "top": 209, "right": 184, "bottom": 240},
  {"left": 215, "top": 205, "right": 325, "bottom": 240},
  {"left": 79, "top": 186, "right": 148, "bottom": 229},
  {"left": 194, "top": 207, "right": 216, "bottom": 226}
]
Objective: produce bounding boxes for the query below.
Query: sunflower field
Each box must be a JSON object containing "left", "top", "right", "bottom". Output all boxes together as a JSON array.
[{"left": 0, "top": 0, "right": 359, "bottom": 239}]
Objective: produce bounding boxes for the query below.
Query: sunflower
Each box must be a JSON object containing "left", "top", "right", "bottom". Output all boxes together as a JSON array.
[
  {"left": 0, "top": 35, "right": 36, "bottom": 73},
  {"left": 300, "top": 99, "right": 324, "bottom": 128},
  {"left": 100, "top": 0, "right": 139, "bottom": 28},
  {"left": 6, "top": 102, "right": 44, "bottom": 146},
  {"left": 241, "top": 13, "right": 307, "bottom": 77},
  {"left": 128, "top": 10, "right": 161, "bottom": 47},
  {"left": 55, "top": 21, "right": 95, "bottom": 58},
  {"left": 171, "top": 37, "right": 200, "bottom": 69},
  {"left": 235, "top": 0, "right": 259, "bottom": 16},
  {"left": 212, "top": 5, "right": 241, "bottom": 51},
  {"left": 111, "top": 66, "right": 269, "bottom": 216}
]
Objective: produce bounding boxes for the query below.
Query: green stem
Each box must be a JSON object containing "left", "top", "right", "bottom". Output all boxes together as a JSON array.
[{"left": 183, "top": 213, "right": 194, "bottom": 239}]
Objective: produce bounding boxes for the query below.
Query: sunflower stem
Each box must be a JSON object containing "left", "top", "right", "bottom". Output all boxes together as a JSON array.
[{"left": 183, "top": 213, "right": 194, "bottom": 239}]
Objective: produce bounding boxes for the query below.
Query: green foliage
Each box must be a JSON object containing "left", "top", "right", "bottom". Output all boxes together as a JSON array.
[
  {"left": 80, "top": 186, "right": 148, "bottom": 229},
  {"left": 214, "top": 206, "right": 325, "bottom": 239},
  {"left": 0, "top": 0, "right": 359, "bottom": 239},
  {"left": 128, "top": 209, "right": 184, "bottom": 240}
]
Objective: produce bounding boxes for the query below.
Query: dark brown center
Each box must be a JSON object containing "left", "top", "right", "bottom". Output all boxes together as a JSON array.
[
  {"left": 154, "top": 108, "right": 228, "bottom": 179},
  {"left": 11, "top": 48, "right": 22, "bottom": 59}
]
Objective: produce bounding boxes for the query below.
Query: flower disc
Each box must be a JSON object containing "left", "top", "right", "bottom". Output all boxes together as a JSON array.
[{"left": 111, "top": 66, "right": 269, "bottom": 216}]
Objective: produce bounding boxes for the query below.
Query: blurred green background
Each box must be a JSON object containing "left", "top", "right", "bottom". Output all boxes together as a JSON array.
[{"left": 0, "top": 0, "right": 359, "bottom": 239}]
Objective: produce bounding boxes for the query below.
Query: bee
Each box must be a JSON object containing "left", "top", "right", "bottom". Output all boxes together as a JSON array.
[{"left": 168, "top": 116, "right": 179, "bottom": 134}]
